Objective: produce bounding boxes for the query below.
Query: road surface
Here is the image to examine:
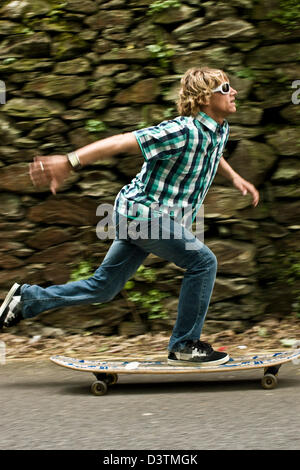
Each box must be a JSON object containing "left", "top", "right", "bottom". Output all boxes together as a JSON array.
[{"left": 0, "top": 359, "right": 299, "bottom": 450}]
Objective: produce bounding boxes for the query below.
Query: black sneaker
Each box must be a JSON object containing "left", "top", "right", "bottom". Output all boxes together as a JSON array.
[
  {"left": 0, "top": 283, "right": 23, "bottom": 329},
  {"left": 168, "top": 340, "right": 229, "bottom": 366}
]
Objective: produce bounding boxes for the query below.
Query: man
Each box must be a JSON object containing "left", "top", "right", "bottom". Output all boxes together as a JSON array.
[{"left": 0, "top": 67, "right": 259, "bottom": 366}]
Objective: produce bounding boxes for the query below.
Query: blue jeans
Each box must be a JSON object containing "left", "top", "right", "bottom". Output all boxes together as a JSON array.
[{"left": 21, "top": 215, "right": 217, "bottom": 352}]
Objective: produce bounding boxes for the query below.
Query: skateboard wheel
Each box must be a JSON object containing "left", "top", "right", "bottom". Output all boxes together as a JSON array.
[
  {"left": 91, "top": 380, "right": 108, "bottom": 396},
  {"left": 261, "top": 374, "right": 278, "bottom": 390}
]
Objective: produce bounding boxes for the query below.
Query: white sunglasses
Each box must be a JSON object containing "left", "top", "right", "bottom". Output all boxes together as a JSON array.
[{"left": 212, "top": 82, "right": 230, "bottom": 94}]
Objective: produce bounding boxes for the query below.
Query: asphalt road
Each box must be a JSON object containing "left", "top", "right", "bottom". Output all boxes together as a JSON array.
[{"left": 0, "top": 360, "right": 299, "bottom": 450}]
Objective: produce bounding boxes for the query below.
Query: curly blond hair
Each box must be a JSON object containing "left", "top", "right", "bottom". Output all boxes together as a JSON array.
[{"left": 177, "top": 67, "right": 229, "bottom": 117}]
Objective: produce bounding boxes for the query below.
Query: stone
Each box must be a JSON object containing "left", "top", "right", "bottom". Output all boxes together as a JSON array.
[
  {"left": 42, "top": 263, "right": 71, "bottom": 285},
  {"left": 273, "top": 185, "right": 300, "bottom": 199},
  {"left": 0, "top": 163, "right": 37, "bottom": 193},
  {"left": 0, "top": 0, "right": 53, "bottom": 19},
  {"left": 90, "top": 77, "right": 115, "bottom": 96},
  {"left": 85, "top": 10, "right": 133, "bottom": 30},
  {"left": 259, "top": 222, "right": 288, "bottom": 239},
  {"left": 0, "top": 253, "right": 25, "bottom": 269},
  {"left": 40, "top": 304, "right": 127, "bottom": 333},
  {"left": 206, "top": 239, "right": 256, "bottom": 275},
  {"left": 40, "top": 327, "right": 65, "bottom": 338},
  {"left": 253, "top": 83, "right": 292, "bottom": 109},
  {"left": 266, "top": 127, "right": 300, "bottom": 156},
  {"left": 229, "top": 140, "right": 277, "bottom": 186},
  {"left": 251, "top": 0, "right": 280, "bottom": 20},
  {"left": 0, "top": 20, "right": 21, "bottom": 35},
  {"left": 93, "top": 64, "right": 128, "bottom": 78},
  {"left": 0, "top": 116, "right": 21, "bottom": 144},
  {"left": 69, "top": 95, "right": 109, "bottom": 111},
  {"left": 28, "top": 119, "right": 68, "bottom": 139},
  {"left": 118, "top": 321, "right": 147, "bottom": 337},
  {"left": 51, "top": 33, "right": 88, "bottom": 60},
  {"left": 173, "top": 46, "right": 242, "bottom": 74},
  {"left": 67, "top": 127, "right": 101, "bottom": 149},
  {"left": 280, "top": 105, "right": 300, "bottom": 125},
  {"left": 115, "top": 78, "right": 160, "bottom": 104},
  {"left": 27, "top": 242, "right": 83, "bottom": 264},
  {"left": 115, "top": 71, "right": 143, "bottom": 86},
  {"left": 173, "top": 18, "right": 206, "bottom": 42},
  {"left": 64, "top": 0, "right": 97, "bottom": 13},
  {"left": 228, "top": 126, "right": 264, "bottom": 141},
  {"left": 230, "top": 220, "right": 259, "bottom": 241},
  {"left": 228, "top": 103, "right": 263, "bottom": 126},
  {"left": 24, "top": 74, "right": 87, "bottom": 99},
  {"left": 78, "top": 171, "right": 123, "bottom": 197},
  {"left": 212, "top": 277, "right": 254, "bottom": 302},
  {"left": 152, "top": 5, "right": 196, "bottom": 24},
  {"left": 100, "top": 49, "right": 152, "bottom": 63},
  {"left": 129, "top": 22, "right": 170, "bottom": 47},
  {"left": 257, "top": 20, "right": 300, "bottom": 42},
  {"left": 3, "top": 98, "right": 64, "bottom": 118},
  {"left": 271, "top": 159, "right": 300, "bottom": 183},
  {"left": 246, "top": 44, "right": 300, "bottom": 68},
  {"left": 208, "top": 301, "right": 263, "bottom": 321},
  {"left": 26, "top": 227, "right": 76, "bottom": 250},
  {"left": 27, "top": 197, "right": 99, "bottom": 226},
  {"left": 0, "top": 193, "right": 23, "bottom": 219},
  {"left": 204, "top": 186, "right": 253, "bottom": 218},
  {"left": 102, "top": 107, "right": 143, "bottom": 128},
  {"left": 0, "top": 58, "right": 52, "bottom": 74},
  {"left": 203, "top": 1, "right": 236, "bottom": 20},
  {"left": 116, "top": 154, "right": 144, "bottom": 178},
  {"left": 0, "top": 1, "right": 28, "bottom": 18},
  {"left": 54, "top": 58, "right": 92, "bottom": 75},
  {"left": 181, "top": 18, "right": 257, "bottom": 41},
  {"left": 271, "top": 201, "right": 300, "bottom": 225},
  {"left": 202, "top": 320, "right": 245, "bottom": 334},
  {"left": 1, "top": 32, "right": 51, "bottom": 58}
]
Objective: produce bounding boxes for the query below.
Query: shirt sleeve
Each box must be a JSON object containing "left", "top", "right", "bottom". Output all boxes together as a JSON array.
[{"left": 133, "top": 119, "right": 188, "bottom": 162}]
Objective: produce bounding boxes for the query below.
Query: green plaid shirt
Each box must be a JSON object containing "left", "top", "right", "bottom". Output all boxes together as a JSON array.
[{"left": 114, "top": 112, "right": 229, "bottom": 222}]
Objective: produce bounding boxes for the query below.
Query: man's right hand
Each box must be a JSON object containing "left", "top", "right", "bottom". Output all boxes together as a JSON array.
[{"left": 29, "top": 155, "right": 72, "bottom": 194}]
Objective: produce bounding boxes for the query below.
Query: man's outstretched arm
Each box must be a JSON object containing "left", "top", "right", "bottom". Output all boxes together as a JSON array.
[
  {"left": 217, "top": 156, "right": 259, "bottom": 207},
  {"left": 30, "top": 132, "right": 141, "bottom": 194}
]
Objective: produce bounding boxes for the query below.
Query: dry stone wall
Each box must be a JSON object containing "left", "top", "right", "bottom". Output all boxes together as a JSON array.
[{"left": 0, "top": 0, "right": 299, "bottom": 337}]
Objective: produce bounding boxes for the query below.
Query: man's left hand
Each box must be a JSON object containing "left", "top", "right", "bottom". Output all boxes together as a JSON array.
[{"left": 232, "top": 175, "right": 259, "bottom": 207}]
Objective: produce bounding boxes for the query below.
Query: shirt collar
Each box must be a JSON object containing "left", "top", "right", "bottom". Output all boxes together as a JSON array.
[{"left": 195, "top": 111, "right": 228, "bottom": 134}]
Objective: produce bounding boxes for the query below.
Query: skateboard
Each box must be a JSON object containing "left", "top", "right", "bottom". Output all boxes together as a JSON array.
[{"left": 50, "top": 349, "right": 300, "bottom": 396}]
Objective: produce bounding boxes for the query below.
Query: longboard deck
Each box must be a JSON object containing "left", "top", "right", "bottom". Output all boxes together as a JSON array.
[
  {"left": 50, "top": 349, "right": 300, "bottom": 374},
  {"left": 50, "top": 350, "right": 300, "bottom": 394}
]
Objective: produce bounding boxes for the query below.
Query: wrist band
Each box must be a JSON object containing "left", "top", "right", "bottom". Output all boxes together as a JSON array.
[{"left": 67, "top": 151, "right": 82, "bottom": 171}]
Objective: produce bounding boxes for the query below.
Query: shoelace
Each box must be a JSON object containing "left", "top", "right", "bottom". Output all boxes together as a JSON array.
[{"left": 192, "top": 340, "right": 213, "bottom": 354}]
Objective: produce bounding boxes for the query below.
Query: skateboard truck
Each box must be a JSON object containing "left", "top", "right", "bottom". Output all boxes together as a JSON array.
[
  {"left": 262, "top": 364, "right": 281, "bottom": 390},
  {"left": 92, "top": 372, "right": 119, "bottom": 396}
]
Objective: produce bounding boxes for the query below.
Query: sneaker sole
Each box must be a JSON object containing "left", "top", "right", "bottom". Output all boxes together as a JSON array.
[
  {"left": 0, "top": 283, "right": 20, "bottom": 327},
  {"left": 168, "top": 354, "right": 230, "bottom": 367}
]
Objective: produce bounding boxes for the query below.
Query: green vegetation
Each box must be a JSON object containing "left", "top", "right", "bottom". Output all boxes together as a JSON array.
[
  {"left": 69, "top": 263, "right": 169, "bottom": 320},
  {"left": 126, "top": 289, "right": 169, "bottom": 320},
  {"left": 235, "top": 67, "right": 255, "bottom": 80},
  {"left": 268, "top": 0, "right": 300, "bottom": 30},
  {"left": 124, "top": 266, "right": 169, "bottom": 320},
  {"left": 69, "top": 260, "right": 94, "bottom": 282},
  {"left": 147, "top": 0, "right": 181, "bottom": 15},
  {"left": 2, "top": 58, "right": 17, "bottom": 65},
  {"left": 146, "top": 42, "right": 175, "bottom": 70},
  {"left": 85, "top": 119, "right": 107, "bottom": 133}
]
